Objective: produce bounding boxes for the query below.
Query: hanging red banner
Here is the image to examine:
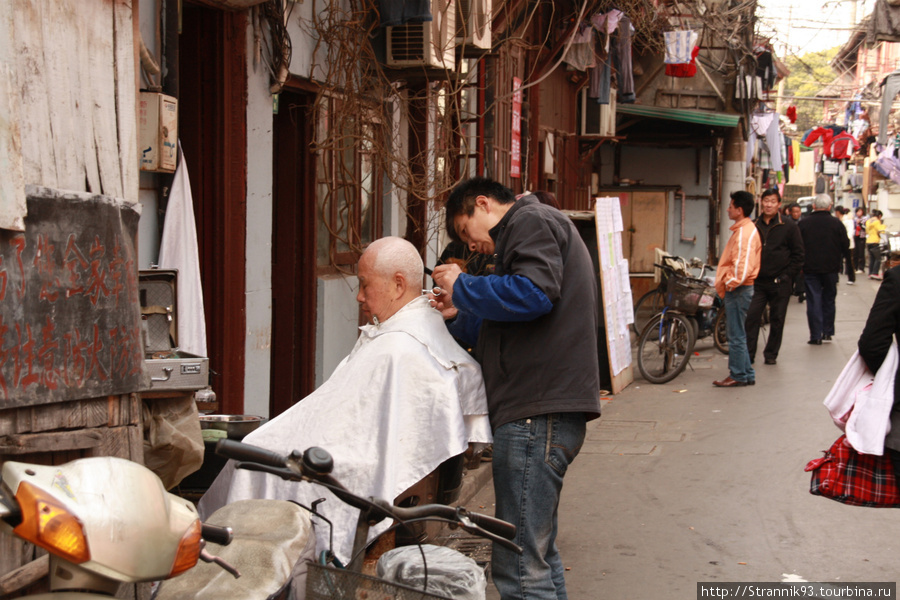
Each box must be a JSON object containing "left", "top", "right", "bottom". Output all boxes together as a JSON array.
[{"left": 511, "top": 77, "right": 522, "bottom": 179}]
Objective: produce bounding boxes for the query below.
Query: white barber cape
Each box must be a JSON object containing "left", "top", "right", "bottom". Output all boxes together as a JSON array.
[{"left": 199, "top": 296, "right": 491, "bottom": 565}]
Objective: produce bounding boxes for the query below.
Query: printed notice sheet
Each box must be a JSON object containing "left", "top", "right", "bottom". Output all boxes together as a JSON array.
[{"left": 595, "top": 197, "right": 633, "bottom": 376}]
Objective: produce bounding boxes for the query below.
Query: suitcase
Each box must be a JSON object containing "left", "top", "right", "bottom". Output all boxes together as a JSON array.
[{"left": 139, "top": 269, "right": 209, "bottom": 391}]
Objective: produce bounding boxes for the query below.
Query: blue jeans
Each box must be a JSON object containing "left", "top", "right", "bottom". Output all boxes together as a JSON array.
[
  {"left": 491, "top": 413, "right": 586, "bottom": 600},
  {"left": 724, "top": 286, "right": 754, "bottom": 383},
  {"left": 804, "top": 272, "right": 838, "bottom": 340}
]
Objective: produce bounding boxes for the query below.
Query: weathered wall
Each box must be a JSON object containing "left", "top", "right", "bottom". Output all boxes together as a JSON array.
[
  {"left": 2, "top": 0, "right": 138, "bottom": 232},
  {"left": 243, "top": 16, "right": 276, "bottom": 418}
]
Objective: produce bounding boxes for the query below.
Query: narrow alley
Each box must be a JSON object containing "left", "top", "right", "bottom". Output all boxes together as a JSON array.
[{"left": 471, "top": 275, "right": 897, "bottom": 598}]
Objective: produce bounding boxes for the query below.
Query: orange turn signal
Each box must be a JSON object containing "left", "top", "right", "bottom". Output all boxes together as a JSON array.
[
  {"left": 13, "top": 481, "right": 90, "bottom": 564},
  {"left": 168, "top": 519, "right": 202, "bottom": 578}
]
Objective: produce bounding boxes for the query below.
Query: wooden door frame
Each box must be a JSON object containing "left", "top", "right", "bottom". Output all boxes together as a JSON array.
[
  {"left": 270, "top": 85, "right": 317, "bottom": 416},
  {"left": 178, "top": 5, "right": 247, "bottom": 414}
]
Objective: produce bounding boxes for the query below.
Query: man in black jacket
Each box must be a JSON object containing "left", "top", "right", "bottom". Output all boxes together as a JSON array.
[
  {"left": 798, "top": 194, "right": 852, "bottom": 344},
  {"left": 746, "top": 188, "right": 805, "bottom": 365}
]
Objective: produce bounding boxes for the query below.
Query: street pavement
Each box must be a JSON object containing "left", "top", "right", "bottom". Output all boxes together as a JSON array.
[{"left": 466, "top": 272, "right": 900, "bottom": 599}]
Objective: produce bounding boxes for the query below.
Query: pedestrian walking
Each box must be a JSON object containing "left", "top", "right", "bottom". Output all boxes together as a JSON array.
[
  {"left": 798, "top": 194, "right": 852, "bottom": 344},
  {"left": 836, "top": 206, "right": 856, "bottom": 284},
  {"left": 745, "top": 188, "right": 804, "bottom": 366},
  {"left": 432, "top": 177, "right": 602, "bottom": 600},
  {"left": 858, "top": 264, "right": 900, "bottom": 484},
  {"left": 853, "top": 206, "right": 868, "bottom": 273},
  {"left": 713, "top": 190, "right": 761, "bottom": 387},
  {"left": 866, "top": 210, "right": 886, "bottom": 279}
]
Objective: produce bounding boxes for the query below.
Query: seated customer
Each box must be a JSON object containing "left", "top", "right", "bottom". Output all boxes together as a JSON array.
[{"left": 199, "top": 237, "right": 491, "bottom": 565}]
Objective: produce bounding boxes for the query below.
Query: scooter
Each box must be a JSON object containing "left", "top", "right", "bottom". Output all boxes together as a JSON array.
[
  {"left": 1, "top": 443, "right": 519, "bottom": 600},
  {"left": 0, "top": 456, "right": 237, "bottom": 599}
]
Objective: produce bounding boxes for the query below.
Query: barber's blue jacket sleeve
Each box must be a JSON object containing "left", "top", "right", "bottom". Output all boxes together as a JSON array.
[{"left": 452, "top": 272, "right": 552, "bottom": 332}]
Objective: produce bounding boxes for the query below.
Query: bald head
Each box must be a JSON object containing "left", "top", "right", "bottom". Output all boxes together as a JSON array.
[{"left": 356, "top": 237, "right": 424, "bottom": 324}]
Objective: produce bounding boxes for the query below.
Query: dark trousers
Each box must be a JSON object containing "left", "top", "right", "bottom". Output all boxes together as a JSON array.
[
  {"left": 746, "top": 278, "right": 793, "bottom": 362},
  {"left": 804, "top": 272, "right": 838, "bottom": 341},
  {"left": 853, "top": 236, "right": 867, "bottom": 271},
  {"left": 868, "top": 243, "right": 883, "bottom": 276}
]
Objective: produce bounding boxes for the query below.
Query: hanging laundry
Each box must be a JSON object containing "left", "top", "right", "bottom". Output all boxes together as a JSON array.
[
  {"left": 613, "top": 16, "right": 635, "bottom": 103},
  {"left": 868, "top": 0, "right": 900, "bottom": 44},
  {"left": 591, "top": 10, "right": 624, "bottom": 52},
  {"left": 755, "top": 50, "right": 776, "bottom": 91},
  {"left": 831, "top": 131, "right": 860, "bottom": 160},
  {"left": 664, "top": 30, "right": 698, "bottom": 63},
  {"left": 564, "top": 24, "right": 596, "bottom": 71},
  {"left": 878, "top": 70, "right": 900, "bottom": 144},
  {"left": 786, "top": 105, "right": 797, "bottom": 124},
  {"left": 666, "top": 46, "right": 699, "bottom": 77}
]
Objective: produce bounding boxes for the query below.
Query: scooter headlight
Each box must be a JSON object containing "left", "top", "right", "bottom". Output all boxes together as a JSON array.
[{"left": 13, "top": 481, "right": 90, "bottom": 564}]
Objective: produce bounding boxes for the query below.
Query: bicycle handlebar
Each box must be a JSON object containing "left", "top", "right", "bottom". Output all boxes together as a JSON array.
[{"left": 214, "top": 439, "right": 522, "bottom": 553}]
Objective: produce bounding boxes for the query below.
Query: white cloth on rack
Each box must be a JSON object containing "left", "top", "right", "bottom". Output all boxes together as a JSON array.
[
  {"left": 198, "top": 296, "right": 492, "bottom": 565},
  {"left": 157, "top": 142, "right": 207, "bottom": 357}
]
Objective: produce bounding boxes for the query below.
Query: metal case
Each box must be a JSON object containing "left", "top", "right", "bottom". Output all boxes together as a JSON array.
[{"left": 139, "top": 269, "right": 209, "bottom": 391}]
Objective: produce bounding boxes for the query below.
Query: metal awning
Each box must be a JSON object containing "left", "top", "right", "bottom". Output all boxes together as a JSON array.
[{"left": 617, "top": 104, "right": 740, "bottom": 128}]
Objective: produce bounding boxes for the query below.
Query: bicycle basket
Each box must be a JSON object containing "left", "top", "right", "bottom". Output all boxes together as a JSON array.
[
  {"left": 666, "top": 274, "right": 710, "bottom": 315},
  {"left": 306, "top": 562, "right": 451, "bottom": 600}
]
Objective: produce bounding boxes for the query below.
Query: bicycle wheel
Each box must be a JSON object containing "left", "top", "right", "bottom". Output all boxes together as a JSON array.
[
  {"left": 631, "top": 288, "right": 665, "bottom": 335},
  {"left": 713, "top": 308, "right": 728, "bottom": 354},
  {"left": 637, "top": 312, "right": 696, "bottom": 384}
]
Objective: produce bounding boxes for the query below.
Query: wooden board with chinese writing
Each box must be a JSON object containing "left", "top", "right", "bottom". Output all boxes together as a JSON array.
[{"left": 0, "top": 186, "right": 148, "bottom": 408}]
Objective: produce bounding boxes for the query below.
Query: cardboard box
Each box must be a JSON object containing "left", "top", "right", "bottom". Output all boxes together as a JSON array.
[{"left": 139, "top": 92, "right": 178, "bottom": 173}]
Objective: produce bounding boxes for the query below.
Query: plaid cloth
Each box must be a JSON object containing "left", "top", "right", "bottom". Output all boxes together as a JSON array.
[{"left": 805, "top": 435, "right": 900, "bottom": 507}]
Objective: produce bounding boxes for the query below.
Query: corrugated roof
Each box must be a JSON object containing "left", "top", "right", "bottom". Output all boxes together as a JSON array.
[{"left": 616, "top": 104, "right": 740, "bottom": 127}]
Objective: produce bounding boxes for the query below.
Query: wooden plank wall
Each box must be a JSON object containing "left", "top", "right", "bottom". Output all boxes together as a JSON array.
[{"left": 2, "top": 0, "right": 138, "bottom": 228}]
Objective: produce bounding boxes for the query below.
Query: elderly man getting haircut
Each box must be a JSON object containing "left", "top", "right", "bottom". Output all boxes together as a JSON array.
[{"left": 199, "top": 236, "right": 491, "bottom": 565}]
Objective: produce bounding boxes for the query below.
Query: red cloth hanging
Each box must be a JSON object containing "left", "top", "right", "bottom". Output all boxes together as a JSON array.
[{"left": 665, "top": 46, "right": 699, "bottom": 78}]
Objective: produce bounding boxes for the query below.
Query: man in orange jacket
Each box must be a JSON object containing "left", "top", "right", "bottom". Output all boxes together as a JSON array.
[{"left": 714, "top": 190, "right": 761, "bottom": 387}]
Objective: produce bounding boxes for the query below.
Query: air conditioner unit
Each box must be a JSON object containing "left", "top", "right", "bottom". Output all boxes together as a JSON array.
[
  {"left": 456, "top": 0, "right": 491, "bottom": 55},
  {"left": 386, "top": 0, "right": 456, "bottom": 69}
]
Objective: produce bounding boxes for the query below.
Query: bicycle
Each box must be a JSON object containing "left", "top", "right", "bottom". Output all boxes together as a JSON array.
[
  {"left": 631, "top": 255, "right": 690, "bottom": 336},
  {"left": 210, "top": 439, "right": 522, "bottom": 600},
  {"left": 637, "top": 263, "right": 721, "bottom": 383}
]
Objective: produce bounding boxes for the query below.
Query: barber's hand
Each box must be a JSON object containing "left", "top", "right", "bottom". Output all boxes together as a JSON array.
[
  {"left": 431, "top": 264, "right": 462, "bottom": 319},
  {"left": 432, "top": 264, "right": 462, "bottom": 299}
]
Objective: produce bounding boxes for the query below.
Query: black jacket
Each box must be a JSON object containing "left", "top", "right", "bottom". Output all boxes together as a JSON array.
[
  {"left": 798, "top": 210, "right": 852, "bottom": 274},
  {"left": 859, "top": 266, "right": 900, "bottom": 450},
  {"left": 754, "top": 213, "right": 804, "bottom": 281},
  {"left": 475, "top": 196, "right": 602, "bottom": 429}
]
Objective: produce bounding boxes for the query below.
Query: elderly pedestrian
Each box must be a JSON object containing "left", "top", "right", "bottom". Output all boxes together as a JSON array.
[
  {"left": 432, "top": 177, "right": 601, "bottom": 600},
  {"left": 798, "top": 194, "right": 852, "bottom": 344},
  {"left": 713, "top": 190, "right": 761, "bottom": 387},
  {"left": 745, "top": 188, "right": 804, "bottom": 366}
]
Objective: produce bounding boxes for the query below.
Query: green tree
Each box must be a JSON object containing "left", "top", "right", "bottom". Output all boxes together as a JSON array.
[{"left": 782, "top": 47, "right": 841, "bottom": 133}]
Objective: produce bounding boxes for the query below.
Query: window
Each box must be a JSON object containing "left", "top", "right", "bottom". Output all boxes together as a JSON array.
[
  {"left": 315, "top": 96, "right": 384, "bottom": 269},
  {"left": 457, "top": 59, "right": 483, "bottom": 180}
]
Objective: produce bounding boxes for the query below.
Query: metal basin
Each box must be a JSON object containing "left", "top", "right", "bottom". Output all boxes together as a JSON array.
[{"left": 199, "top": 415, "right": 264, "bottom": 439}]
